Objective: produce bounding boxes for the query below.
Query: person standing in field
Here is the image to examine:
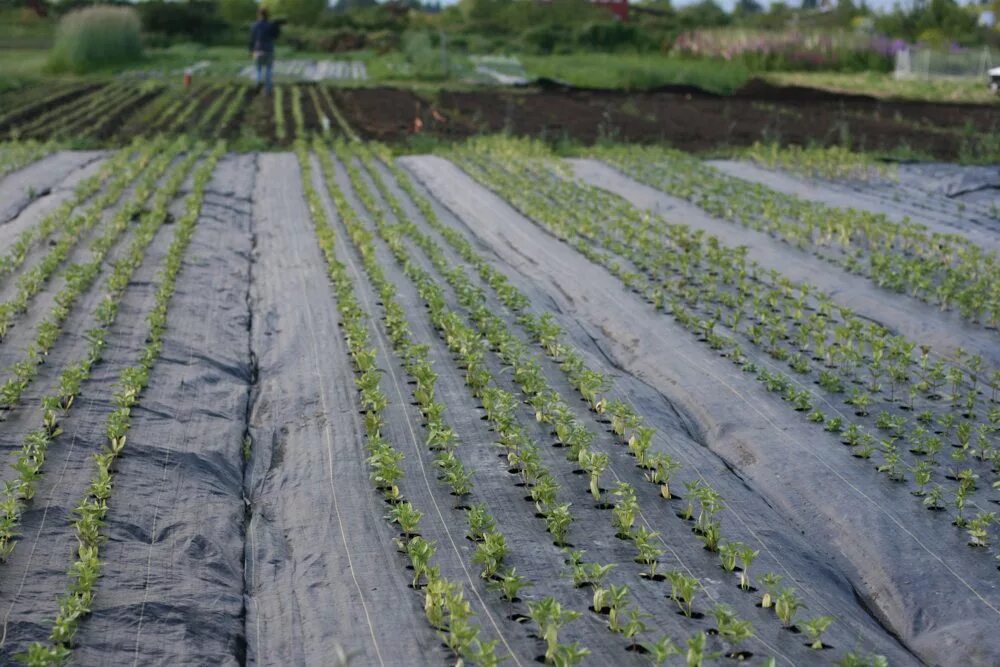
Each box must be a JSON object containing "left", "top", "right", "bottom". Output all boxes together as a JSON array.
[{"left": 249, "top": 7, "right": 277, "bottom": 94}]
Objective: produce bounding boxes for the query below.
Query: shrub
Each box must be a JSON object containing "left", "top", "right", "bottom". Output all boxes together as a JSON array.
[{"left": 48, "top": 6, "right": 142, "bottom": 74}]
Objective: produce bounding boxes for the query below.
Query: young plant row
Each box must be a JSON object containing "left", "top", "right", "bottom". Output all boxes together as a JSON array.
[
  {"left": 0, "top": 140, "right": 139, "bottom": 284},
  {"left": 0, "top": 138, "right": 197, "bottom": 567},
  {"left": 593, "top": 144, "right": 1000, "bottom": 327},
  {"left": 215, "top": 85, "right": 249, "bottom": 135},
  {"left": 0, "top": 140, "right": 59, "bottom": 180},
  {"left": 0, "top": 139, "right": 186, "bottom": 410},
  {"left": 316, "top": 142, "right": 608, "bottom": 666},
  {"left": 466, "top": 143, "right": 1000, "bottom": 459},
  {"left": 451, "top": 140, "right": 1000, "bottom": 555},
  {"left": 291, "top": 85, "right": 306, "bottom": 139},
  {"left": 17, "top": 142, "right": 223, "bottom": 666},
  {"left": 736, "top": 142, "right": 896, "bottom": 184},
  {"left": 316, "top": 86, "right": 359, "bottom": 142},
  {"left": 344, "top": 144, "right": 859, "bottom": 662},
  {"left": 295, "top": 140, "right": 507, "bottom": 667},
  {"left": 193, "top": 85, "right": 237, "bottom": 137},
  {"left": 0, "top": 83, "right": 97, "bottom": 135},
  {"left": 55, "top": 84, "right": 160, "bottom": 143},
  {"left": 0, "top": 138, "right": 163, "bottom": 339},
  {"left": 24, "top": 84, "right": 145, "bottom": 142},
  {"left": 166, "top": 86, "right": 216, "bottom": 135},
  {"left": 274, "top": 87, "right": 287, "bottom": 143},
  {"left": 9, "top": 85, "right": 116, "bottom": 140}
]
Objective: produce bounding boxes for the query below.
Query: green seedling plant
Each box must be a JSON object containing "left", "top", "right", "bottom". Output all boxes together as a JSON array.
[
  {"left": 667, "top": 571, "right": 700, "bottom": 617},
  {"left": 775, "top": 588, "right": 803, "bottom": 628},
  {"left": 527, "top": 597, "right": 582, "bottom": 665},
  {"left": 802, "top": 615, "right": 834, "bottom": 649},
  {"left": 641, "top": 636, "right": 680, "bottom": 666}
]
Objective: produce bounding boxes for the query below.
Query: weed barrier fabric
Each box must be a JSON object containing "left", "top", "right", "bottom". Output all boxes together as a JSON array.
[
  {"left": 705, "top": 159, "right": 1000, "bottom": 253},
  {"left": 0, "top": 150, "right": 105, "bottom": 227},
  {"left": 0, "top": 156, "right": 205, "bottom": 659},
  {"left": 567, "top": 158, "right": 1000, "bottom": 368},
  {"left": 68, "top": 155, "right": 254, "bottom": 665},
  {"left": 244, "top": 154, "right": 443, "bottom": 666},
  {"left": 402, "top": 155, "right": 1000, "bottom": 667},
  {"left": 349, "top": 154, "right": 907, "bottom": 663}
]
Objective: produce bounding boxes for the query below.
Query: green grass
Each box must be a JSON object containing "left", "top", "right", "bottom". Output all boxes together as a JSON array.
[
  {"left": 521, "top": 53, "right": 750, "bottom": 94},
  {"left": 765, "top": 71, "right": 997, "bottom": 105}
]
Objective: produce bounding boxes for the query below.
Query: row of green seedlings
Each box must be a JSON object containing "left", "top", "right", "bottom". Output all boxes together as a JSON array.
[
  {"left": 0, "top": 140, "right": 59, "bottom": 180},
  {"left": 0, "top": 141, "right": 136, "bottom": 282},
  {"left": 737, "top": 143, "right": 896, "bottom": 184},
  {"left": 460, "top": 147, "right": 997, "bottom": 544},
  {"left": 345, "top": 145, "right": 850, "bottom": 660},
  {"left": 510, "top": 154, "right": 1000, "bottom": 459},
  {"left": 328, "top": 140, "right": 769, "bottom": 667},
  {"left": 525, "top": 150, "right": 1000, "bottom": 545},
  {"left": 291, "top": 86, "right": 306, "bottom": 139},
  {"left": 594, "top": 144, "right": 999, "bottom": 327},
  {"left": 9, "top": 84, "right": 117, "bottom": 140},
  {"left": 61, "top": 84, "right": 162, "bottom": 142},
  {"left": 321, "top": 140, "right": 642, "bottom": 666},
  {"left": 0, "top": 83, "right": 98, "bottom": 133},
  {"left": 17, "top": 142, "right": 223, "bottom": 666},
  {"left": 192, "top": 86, "right": 237, "bottom": 137},
  {"left": 214, "top": 86, "right": 249, "bottom": 136},
  {"left": 166, "top": 85, "right": 218, "bottom": 135},
  {"left": 346, "top": 147, "right": 768, "bottom": 664},
  {"left": 316, "top": 140, "right": 586, "bottom": 666},
  {"left": 0, "top": 138, "right": 197, "bottom": 565},
  {"left": 453, "top": 144, "right": 1000, "bottom": 553},
  {"left": 0, "top": 138, "right": 183, "bottom": 411},
  {"left": 0, "top": 138, "right": 163, "bottom": 341},
  {"left": 316, "top": 86, "right": 359, "bottom": 142},
  {"left": 370, "top": 147, "right": 897, "bottom": 666},
  {"left": 274, "top": 87, "right": 287, "bottom": 142},
  {"left": 316, "top": 143, "right": 620, "bottom": 666},
  {"left": 26, "top": 84, "right": 144, "bottom": 142},
  {"left": 295, "top": 140, "right": 505, "bottom": 667}
]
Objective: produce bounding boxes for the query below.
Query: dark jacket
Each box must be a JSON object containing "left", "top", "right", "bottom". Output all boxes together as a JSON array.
[{"left": 249, "top": 20, "right": 276, "bottom": 54}]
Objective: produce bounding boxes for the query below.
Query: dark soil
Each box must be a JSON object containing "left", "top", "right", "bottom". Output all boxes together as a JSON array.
[
  {"left": 335, "top": 81, "right": 998, "bottom": 159},
  {"left": 0, "top": 82, "right": 106, "bottom": 133},
  {"left": 8, "top": 80, "right": 997, "bottom": 159}
]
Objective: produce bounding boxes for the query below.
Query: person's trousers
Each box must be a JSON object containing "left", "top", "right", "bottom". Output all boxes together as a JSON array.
[{"left": 255, "top": 52, "right": 274, "bottom": 92}]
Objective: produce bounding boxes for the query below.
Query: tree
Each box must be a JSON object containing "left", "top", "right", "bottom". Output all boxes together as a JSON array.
[
  {"left": 270, "top": 0, "right": 327, "bottom": 25},
  {"left": 220, "top": 0, "right": 258, "bottom": 26}
]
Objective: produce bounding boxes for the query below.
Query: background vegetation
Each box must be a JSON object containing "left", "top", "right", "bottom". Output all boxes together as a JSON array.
[{"left": 0, "top": 0, "right": 996, "bottom": 100}]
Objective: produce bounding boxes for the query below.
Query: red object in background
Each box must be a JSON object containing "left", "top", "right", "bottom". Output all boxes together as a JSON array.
[
  {"left": 183, "top": 71, "right": 192, "bottom": 89},
  {"left": 592, "top": 0, "right": 628, "bottom": 21}
]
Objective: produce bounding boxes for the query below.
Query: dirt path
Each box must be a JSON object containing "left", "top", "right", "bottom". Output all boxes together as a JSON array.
[
  {"left": 567, "top": 158, "right": 1000, "bottom": 368},
  {"left": 402, "top": 154, "right": 1000, "bottom": 667}
]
